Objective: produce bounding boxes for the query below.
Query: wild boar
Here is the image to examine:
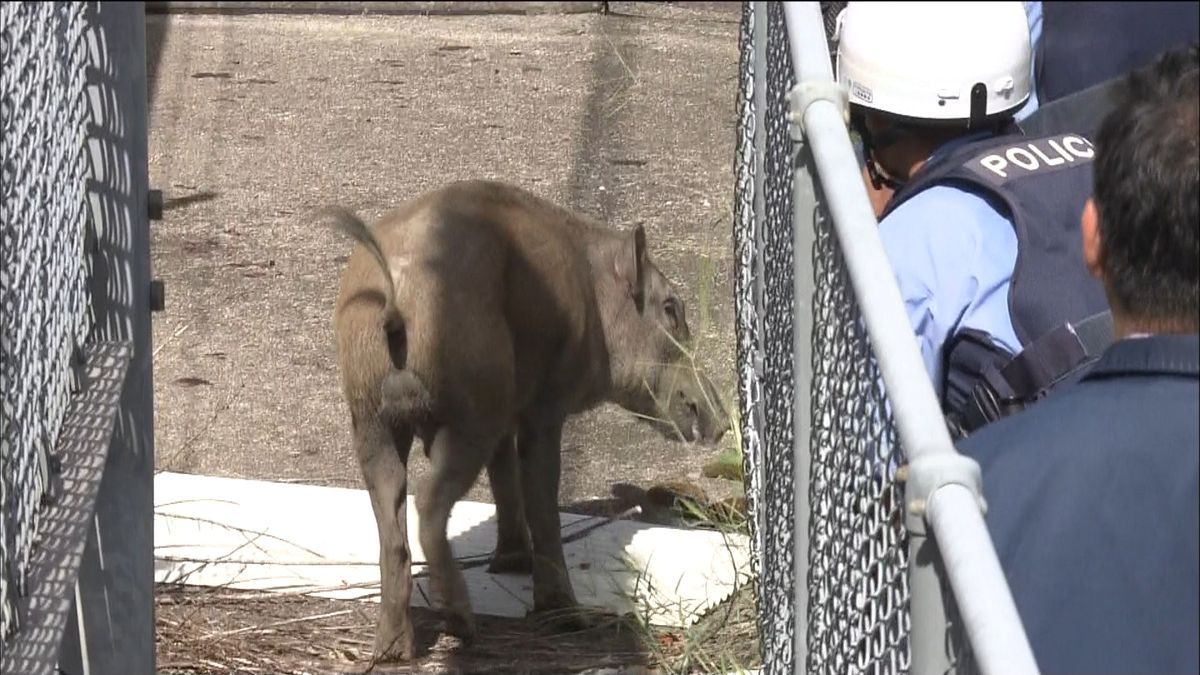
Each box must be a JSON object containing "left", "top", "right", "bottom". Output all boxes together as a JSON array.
[{"left": 326, "top": 180, "right": 727, "bottom": 661}]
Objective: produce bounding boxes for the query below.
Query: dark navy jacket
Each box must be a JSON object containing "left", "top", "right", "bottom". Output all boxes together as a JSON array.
[
  {"left": 960, "top": 334, "right": 1200, "bottom": 674},
  {"left": 1037, "top": 2, "right": 1200, "bottom": 106}
]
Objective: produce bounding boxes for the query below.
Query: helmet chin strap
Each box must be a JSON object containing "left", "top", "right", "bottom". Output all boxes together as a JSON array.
[
  {"left": 967, "top": 82, "right": 988, "bottom": 129},
  {"left": 864, "top": 152, "right": 904, "bottom": 192},
  {"left": 852, "top": 110, "right": 906, "bottom": 191}
]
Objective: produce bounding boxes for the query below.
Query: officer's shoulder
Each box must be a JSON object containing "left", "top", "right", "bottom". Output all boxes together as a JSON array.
[{"left": 882, "top": 184, "right": 1011, "bottom": 233}]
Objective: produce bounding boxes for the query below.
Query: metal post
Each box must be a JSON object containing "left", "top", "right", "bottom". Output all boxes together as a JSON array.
[
  {"left": 781, "top": 1, "right": 950, "bottom": 462},
  {"left": 906, "top": 511, "right": 956, "bottom": 674},
  {"left": 789, "top": 97, "right": 816, "bottom": 675},
  {"left": 59, "top": 3, "right": 156, "bottom": 673},
  {"left": 795, "top": 94, "right": 1038, "bottom": 675},
  {"left": 750, "top": 0, "right": 769, "bottom": 560},
  {"left": 926, "top": 485, "right": 1039, "bottom": 674}
]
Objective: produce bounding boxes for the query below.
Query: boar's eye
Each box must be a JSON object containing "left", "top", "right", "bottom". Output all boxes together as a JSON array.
[{"left": 663, "top": 297, "right": 681, "bottom": 331}]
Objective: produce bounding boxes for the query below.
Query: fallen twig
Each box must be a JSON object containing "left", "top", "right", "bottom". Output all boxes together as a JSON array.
[
  {"left": 198, "top": 609, "right": 353, "bottom": 641},
  {"left": 174, "top": 381, "right": 246, "bottom": 462},
  {"left": 158, "top": 580, "right": 381, "bottom": 601},
  {"left": 154, "top": 323, "right": 191, "bottom": 358},
  {"left": 158, "top": 554, "right": 375, "bottom": 567}
]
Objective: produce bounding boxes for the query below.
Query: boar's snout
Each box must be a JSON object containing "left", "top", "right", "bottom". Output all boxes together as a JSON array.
[{"left": 647, "top": 364, "right": 730, "bottom": 446}]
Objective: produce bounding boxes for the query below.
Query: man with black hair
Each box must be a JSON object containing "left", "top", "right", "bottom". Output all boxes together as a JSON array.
[
  {"left": 960, "top": 45, "right": 1199, "bottom": 674},
  {"left": 836, "top": 2, "right": 1110, "bottom": 438}
]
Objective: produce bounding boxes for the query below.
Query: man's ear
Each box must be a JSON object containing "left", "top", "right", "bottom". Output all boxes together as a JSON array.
[
  {"left": 1081, "top": 198, "right": 1104, "bottom": 279},
  {"left": 614, "top": 224, "right": 647, "bottom": 312}
]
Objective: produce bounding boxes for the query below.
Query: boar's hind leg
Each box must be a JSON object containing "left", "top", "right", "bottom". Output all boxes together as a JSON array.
[
  {"left": 418, "top": 426, "right": 493, "bottom": 642},
  {"left": 356, "top": 417, "right": 415, "bottom": 662},
  {"left": 486, "top": 434, "right": 533, "bottom": 574},
  {"left": 518, "top": 414, "right": 586, "bottom": 627}
]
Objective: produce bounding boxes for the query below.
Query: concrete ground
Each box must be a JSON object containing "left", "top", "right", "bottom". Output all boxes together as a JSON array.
[{"left": 147, "top": 2, "right": 741, "bottom": 516}]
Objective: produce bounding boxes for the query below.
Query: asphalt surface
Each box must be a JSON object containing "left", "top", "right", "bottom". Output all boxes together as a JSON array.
[{"left": 147, "top": 2, "right": 742, "bottom": 512}]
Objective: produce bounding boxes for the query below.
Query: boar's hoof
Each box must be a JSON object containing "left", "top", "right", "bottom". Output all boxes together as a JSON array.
[
  {"left": 530, "top": 604, "right": 596, "bottom": 633},
  {"left": 487, "top": 549, "right": 533, "bottom": 574},
  {"left": 531, "top": 589, "right": 592, "bottom": 632},
  {"left": 443, "top": 611, "right": 478, "bottom": 643},
  {"left": 372, "top": 625, "right": 415, "bottom": 663}
]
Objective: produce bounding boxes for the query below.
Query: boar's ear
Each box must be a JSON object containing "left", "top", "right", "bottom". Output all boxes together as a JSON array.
[{"left": 614, "top": 224, "right": 648, "bottom": 313}]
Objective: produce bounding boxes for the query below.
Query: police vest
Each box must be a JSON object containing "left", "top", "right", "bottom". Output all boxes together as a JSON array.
[{"left": 880, "top": 131, "right": 1110, "bottom": 424}]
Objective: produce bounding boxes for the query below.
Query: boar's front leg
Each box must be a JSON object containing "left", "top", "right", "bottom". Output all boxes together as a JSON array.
[
  {"left": 487, "top": 434, "right": 533, "bottom": 574},
  {"left": 517, "top": 413, "right": 584, "bottom": 625}
]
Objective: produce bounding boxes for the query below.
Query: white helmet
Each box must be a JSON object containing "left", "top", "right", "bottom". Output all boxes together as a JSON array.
[{"left": 836, "top": 2, "right": 1031, "bottom": 125}]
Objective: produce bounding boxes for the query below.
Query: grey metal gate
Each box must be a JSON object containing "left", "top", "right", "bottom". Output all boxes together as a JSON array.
[{"left": 2, "top": 3, "right": 155, "bottom": 673}]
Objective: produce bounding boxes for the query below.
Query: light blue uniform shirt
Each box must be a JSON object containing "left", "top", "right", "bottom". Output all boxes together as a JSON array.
[{"left": 878, "top": 136, "right": 1023, "bottom": 398}]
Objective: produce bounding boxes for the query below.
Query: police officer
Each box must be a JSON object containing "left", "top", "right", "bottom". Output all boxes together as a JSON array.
[{"left": 835, "top": 2, "right": 1110, "bottom": 436}]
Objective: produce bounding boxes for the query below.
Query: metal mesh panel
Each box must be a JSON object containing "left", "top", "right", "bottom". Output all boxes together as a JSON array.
[
  {"left": 1, "top": 1, "right": 93, "bottom": 641},
  {"left": 734, "top": 3, "right": 911, "bottom": 672},
  {"left": 734, "top": 1, "right": 798, "bottom": 669},
  {"left": 806, "top": 196, "right": 910, "bottom": 674},
  {"left": 733, "top": 0, "right": 763, "bottom": 583}
]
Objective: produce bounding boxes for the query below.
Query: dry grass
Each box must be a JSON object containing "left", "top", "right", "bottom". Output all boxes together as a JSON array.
[
  {"left": 156, "top": 584, "right": 651, "bottom": 674},
  {"left": 649, "top": 583, "right": 761, "bottom": 675},
  {"left": 156, "top": 580, "right": 759, "bottom": 675}
]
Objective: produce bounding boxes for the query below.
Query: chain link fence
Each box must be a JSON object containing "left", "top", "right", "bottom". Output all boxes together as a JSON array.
[
  {"left": 735, "top": 2, "right": 911, "bottom": 672},
  {"left": 734, "top": 1, "right": 793, "bottom": 668},
  {"left": 2, "top": 4, "right": 154, "bottom": 672},
  {"left": 1, "top": 0, "right": 94, "bottom": 642}
]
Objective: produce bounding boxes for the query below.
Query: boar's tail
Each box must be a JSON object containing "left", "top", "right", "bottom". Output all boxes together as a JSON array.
[
  {"left": 323, "top": 206, "right": 434, "bottom": 425},
  {"left": 322, "top": 206, "right": 404, "bottom": 337}
]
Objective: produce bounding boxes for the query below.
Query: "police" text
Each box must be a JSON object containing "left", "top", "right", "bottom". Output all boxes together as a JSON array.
[{"left": 978, "top": 135, "right": 1095, "bottom": 179}]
